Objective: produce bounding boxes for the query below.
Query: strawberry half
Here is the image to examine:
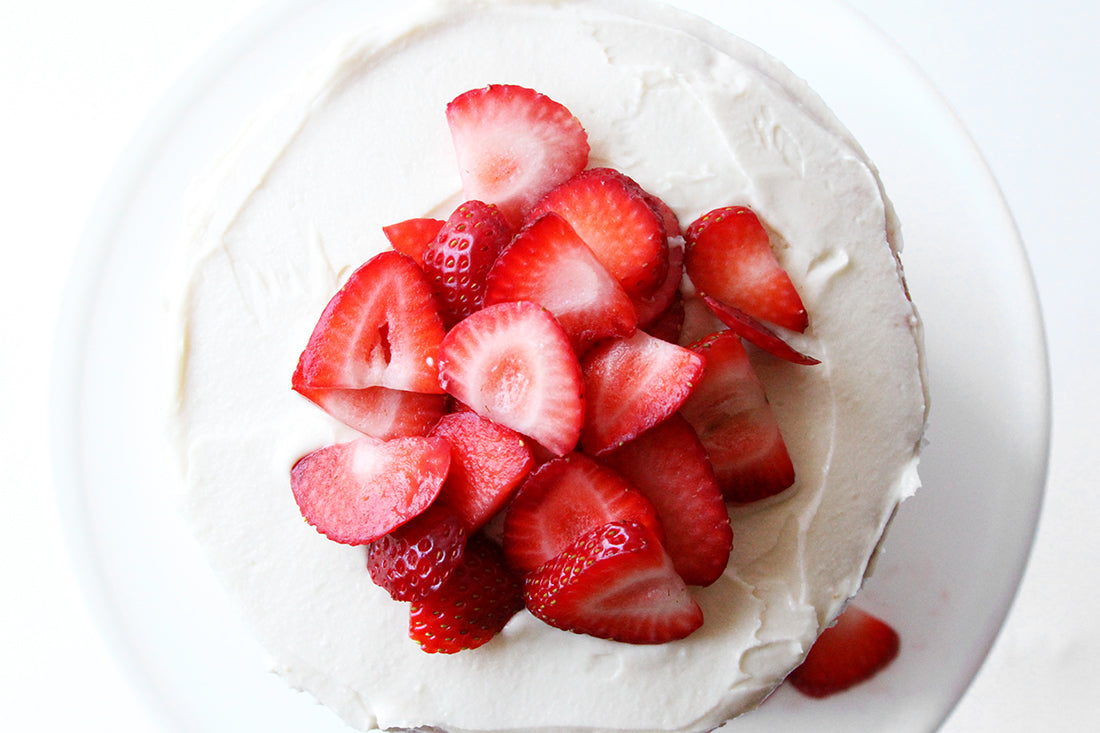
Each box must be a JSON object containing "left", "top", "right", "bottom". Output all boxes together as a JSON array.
[
  {"left": 602, "top": 415, "right": 733, "bottom": 587},
  {"left": 702, "top": 295, "right": 819, "bottom": 365},
  {"left": 502, "top": 453, "right": 662, "bottom": 574},
  {"left": 529, "top": 168, "right": 668, "bottom": 299},
  {"left": 290, "top": 435, "right": 451, "bottom": 545},
  {"left": 430, "top": 411, "right": 536, "bottom": 532},
  {"left": 580, "top": 330, "right": 704, "bottom": 455},
  {"left": 483, "top": 212, "right": 637, "bottom": 353},
  {"left": 681, "top": 331, "right": 795, "bottom": 502},
  {"left": 524, "top": 520, "right": 703, "bottom": 644},
  {"left": 367, "top": 501, "right": 469, "bottom": 602},
  {"left": 408, "top": 534, "right": 524, "bottom": 654},
  {"left": 382, "top": 217, "right": 445, "bottom": 267},
  {"left": 438, "top": 301, "right": 584, "bottom": 457},
  {"left": 788, "top": 605, "right": 901, "bottom": 698},
  {"left": 685, "top": 206, "right": 808, "bottom": 332},
  {"left": 447, "top": 84, "right": 589, "bottom": 228},
  {"left": 422, "top": 200, "right": 513, "bottom": 327},
  {"left": 294, "top": 251, "right": 446, "bottom": 394}
]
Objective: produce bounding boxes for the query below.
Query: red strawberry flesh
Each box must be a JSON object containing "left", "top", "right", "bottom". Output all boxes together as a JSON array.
[
  {"left": 367, "top": 501, "right": 469, "bottom": 602},
  {"left": 788, "top": 605, "right": 900, "bottom": 698}
]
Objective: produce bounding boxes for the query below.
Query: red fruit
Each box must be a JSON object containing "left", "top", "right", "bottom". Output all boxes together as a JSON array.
[
  {"left": 484, "top": 212, "right": 637, "bottom": 353},
  {"left": 633, "top": 242, "right": 684, "bottom": 329},
  {"left": 429, "top": 411, "right": 536, "bottom": 532},
  {"left": 602, "top": 415, "right": 733, "bottom": 586},
  {"left": 681, "top": 331, "right": 795, "bottom": 502},
  {"left": 525, "top": 520, "right": 703, "bottom": 644},
  {"left": 788, "top": 606, "right": 901, "bottom": 698},
  {"left": 409, "top": 535, "right": 525, "bottom": 654},
  {"left": 447, "top": 84, "right": 589, "bottom": 228},
  {"left": 366, "top": 501, "right": 468, "bottom": 602},
  {"left": 530, "top": 168, "right": 668, "bottom": 298},
  {"left": 702, "top": 295, "right": 820, "bottom": 365},
  {"left": 422, "top": 200, "right": 514, "bottom": 327},
  {"left": 640, "top": 189, "right": 682, "bottom": 240},
  {"left": 644, "top": 293, "right": 685, "bottom": 344},
  {"left": 294, "top": 251, "right": 446, "bottom": 394},
  {"left": 289, "top": 436, "right": 451, "bottom": 545},
  {"left": 382, "top": 217, "right": 445, "bottom": 266},
  {"left": 685, "top": 206, "right": 808, "bottom": 332},
  {"left": 502, "top": 453, "right": 662, "bottom": 574},
  {"left": 438, "top": 301, "right": 584, "bottom": 457},
  {"left": 580, "top": 330, "right": 704, "bottom": 455}
]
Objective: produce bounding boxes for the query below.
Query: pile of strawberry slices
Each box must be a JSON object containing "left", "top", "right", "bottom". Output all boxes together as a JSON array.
[{"left": 288, "top": 83, "right": 892, "bottom": 684}]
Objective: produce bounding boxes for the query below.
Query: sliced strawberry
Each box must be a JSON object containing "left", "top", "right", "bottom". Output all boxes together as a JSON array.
[
  {"left": 524, "top": 520, "right": 703, "bottom": 644},
  {"left": 483, "top": 212, "right": 636, "bottom": 353},
  {"left": 580, "top": 330, "right": 704, "bottom": 455},
  {"left": 788, "top": 605, "right": 901, "bottom": 698},
  {"left": 681, "top": 331, "right": 795, "bottom": 502},
  {"left": 502, "top": 453, "right": 662, "bottom": 574},
  {"left": 644, "top": 292, "right": 685, "bottom": 344},
  {"left": 382, "top": 217, "right": 445, "bottom": 266},
  {"left": 702, "top": 295, "right": 820, "bottom": 365},
  {"left": 633, "top": 242, "right": 684, "bottom": 329},
  {"left": 685, "top": 206, "right": 808, "bottom": 332},
  {"left": 438, "top": 301, "right": 584, "bottom": 457},
  {"left": 422, "top": 200, "right": 514, "bottom": 327},
  {"left": 408, "top": 534, "right": 524, "bottom": 654},
  {"left": 295, "top": 251, "right": 446, "bottom": 394},
  {"left": 640, "top": 189, "right": 682, "bottom": 240},
  {"left": 289, "top": 435, "right": 451, "bottom": 545},
  {"left": 447, "top": 84, "right": 589, "bottom": 228},
  {"left": 529, "top": 168, "right": 668, "bottom": 298},
  {"left": 430, "top": 411, "right": 536, "bottom": 532},
  {"left": 677, "top": 292, "right": 724, "bottom": 348},
  {"left": 602, "top": 415, "right": 732, "bottom": 586},
  {"left": 366, "top": 501, "right": 468, "bottom": 602},
  {"left": 293, "top": 362, "right": 446, "bottom": 439}
]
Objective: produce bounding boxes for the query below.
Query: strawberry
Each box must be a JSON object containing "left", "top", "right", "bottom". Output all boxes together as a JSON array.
[
  {"left": 447, "top": 84, "right": 589, "bottom": 228},
  {"left": 438, "top": 301, "right": 584, "bottom": 457},
  {"left": 421, "top": 200, "right": 514, "bottom": 327},
  {"left": 579, "top": 330, "right": 704, "bottom": 455},
  {"left": 292, "top": 363, "right": 446, "bottom": 439},
  {"left": 366, "top": 501, "right": 468, "bottom": 602},
  {"left": 633, "top": 242, "right": 684, "bottom": 329},
  {"left": 429, "top": 411, "right": 536, "bottom": 532},
  {"left": 702, "top": 295, "right": 820, "bottom": 365},
  {"left": 294, "top": 251, "right": 446, "bottom": 394},
  {"left": 289, "top": 435, "right": 451, "bottom": 545},
  {"left": 644, "top": 293, "right": 685, "bottom": 344},
  {"left": 529, "top": 168, "right": 668, "bottom": 299},
  {"left": 602, "top": 415, "right": 732, "bottom": 586},
  {"left": 483, "top": 212, "right": 637, "bottom": 353},
  {"left": 524, "top": 520, "right": 703, "bottom": 644},
  {"left": 684, "top": 206, "right": 808, "bottom": 332},
  {"left": 382, "top": 217, "right": 445, "bottom": 266},
  {"left": 408, "top": 534, "right": 524, "bottom": 653},
  {"left": 788, "top": 605, "right": 901, "bottom": 698},
  {"left": 680, "top": 331, "right": 795, "bottom": 502},
  {"left": 502, "top": 453, "right": 662, "bottom": 574}
]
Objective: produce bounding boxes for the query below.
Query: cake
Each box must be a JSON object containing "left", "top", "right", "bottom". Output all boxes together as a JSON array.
[{"left": 167, "top": 0, "right": 928, "bottom": 731}]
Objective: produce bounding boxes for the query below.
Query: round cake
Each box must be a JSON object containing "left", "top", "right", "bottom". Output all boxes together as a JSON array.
[{"left": 168, "top": 0, "right": 928, "bottom": 731}]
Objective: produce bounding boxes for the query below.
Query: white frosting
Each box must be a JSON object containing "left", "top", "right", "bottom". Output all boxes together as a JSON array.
[{"left": 168, "top": 0, "right": 928, "bottom": 731}]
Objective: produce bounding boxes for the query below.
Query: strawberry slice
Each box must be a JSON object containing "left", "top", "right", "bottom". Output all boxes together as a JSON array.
[
  {"left": 367, "top": 501, "right": 468, "bottom": 602},
  {"left": 422, "top": 200, "right": 514, "bottom": 327},
  {"left": 580, "top": 330, "right": 704, "bottom": 455},
  {"left": 685, "top": 206, "right": 808, "bottom": 332},
  {"left": 529, "top": 168, "right": 668, "bottom": 299},
  {"left": 702, "top": 295, "right": 820, "bottom": 365},
  {"left": 633, "top": 242, "right": 684, "bottom": 329},
  {"left": 502, "top": 453, "right": 662, "bottom": 574},
  {"left": 483, "top": 212, "right": 637, "bottom": 353},
  {"left": 290, "top": 435, "right": 451, "bottom": 545},
  {"left": 438, "top": 301, "right": 584, "bottom": 457},
  {"left": 680, "top": 331, "right": 795, "bottom": 502},
  {"left": 644, "top": 292, "right": 685, "bottom": 344},
  {"left": 295, "top": 251, "right": 446, "bottom": 394},
  {"left": 409, "top": 534, "right": 525, "bottom": 654},
  {"left": 788, "top": 605, "right": 901, "bottom": 698},
  {"left": 602, "top": 415, "right": 733, "bottom": 586},
  {"left": 524, "top": 520, "right": 703, "bottom": 644},
  {"left": 430, "top": 411, "right": 536, "bottom": 532},
  {"left": 382, "top": 217, "right": 445, "bottom": 266},
  {"left": 447, "top": 84, "right": 589, "bottom": 228}
]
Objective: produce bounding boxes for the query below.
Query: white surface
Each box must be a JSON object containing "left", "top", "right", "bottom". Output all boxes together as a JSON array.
[{"left": 1, "top": 2, "right": 1093, "bottom": 733}]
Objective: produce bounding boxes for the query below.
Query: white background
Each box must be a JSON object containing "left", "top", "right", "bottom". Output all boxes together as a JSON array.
[{"left": 2, "top": 0, "right": 1095, "bottom": 731}]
